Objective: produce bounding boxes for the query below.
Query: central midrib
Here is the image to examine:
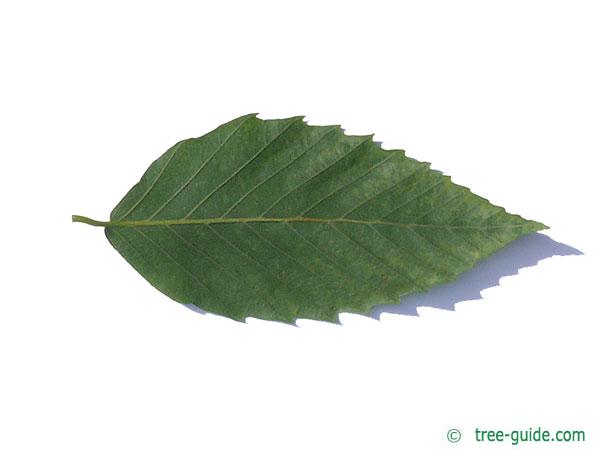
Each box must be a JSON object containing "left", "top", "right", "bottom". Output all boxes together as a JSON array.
[{"left": 72, "top": 214, "right": 537, "bottom": 230}]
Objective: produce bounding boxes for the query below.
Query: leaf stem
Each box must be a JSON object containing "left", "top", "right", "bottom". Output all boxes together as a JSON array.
[{"left": 72, "top": 215, "right": 111, "bottom": 226}]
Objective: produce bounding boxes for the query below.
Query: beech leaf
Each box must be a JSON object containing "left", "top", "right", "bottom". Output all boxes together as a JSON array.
[{"left": 73, "top": 114, "right": 546, "bottom": 323}]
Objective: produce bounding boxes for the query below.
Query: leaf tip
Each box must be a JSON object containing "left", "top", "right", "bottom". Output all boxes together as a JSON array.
[{"left": 531, "top": 220, "right": 549, "bottom": 232}]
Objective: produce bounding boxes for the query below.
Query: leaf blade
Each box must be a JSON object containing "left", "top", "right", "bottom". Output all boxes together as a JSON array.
[{"left": 81, "top": 114, "right": 546, "bottom": 322}]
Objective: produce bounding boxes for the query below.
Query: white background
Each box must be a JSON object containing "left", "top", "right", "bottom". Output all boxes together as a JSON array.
[{"left": 1, "top": 1, "right": 598, "bottom": 449}]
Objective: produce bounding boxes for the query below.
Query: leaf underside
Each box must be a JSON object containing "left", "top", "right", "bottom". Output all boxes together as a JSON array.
[{"left": 99, "top": 114, "right": 545, "bottom": 323}]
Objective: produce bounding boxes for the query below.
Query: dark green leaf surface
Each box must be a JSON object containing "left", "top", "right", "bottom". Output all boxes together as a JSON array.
[{"left": 74, "top": 114, "right": 546, "bottom": 323}]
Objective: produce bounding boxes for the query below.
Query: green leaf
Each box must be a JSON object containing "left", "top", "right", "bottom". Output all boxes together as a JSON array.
[{"left": 73, "top": 114, "right": 546, "bottom": 323}]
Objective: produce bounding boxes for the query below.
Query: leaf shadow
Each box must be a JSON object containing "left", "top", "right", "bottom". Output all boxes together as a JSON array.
[
  {"left": 370, "top": 233, "right": 582, "bottom": 318},
  {"left": 185, "top": 304, "right": 208, "bottom": 315},
  {"left": 184, "top": 233, "right": 581, "bottom": 323}
]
